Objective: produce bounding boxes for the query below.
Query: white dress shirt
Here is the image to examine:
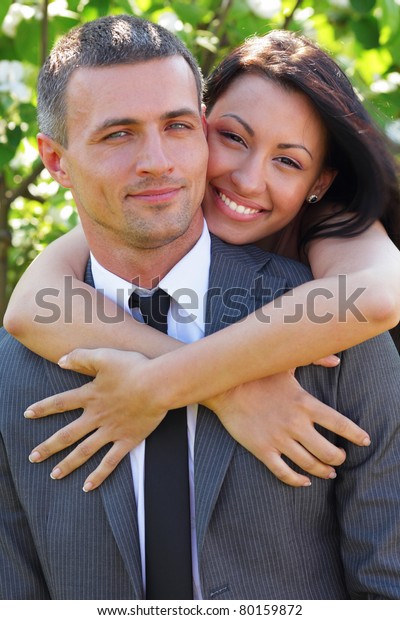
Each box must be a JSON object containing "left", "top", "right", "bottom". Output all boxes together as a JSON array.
[{"left": 90, "top": 220, "right": 211, "bottom": 599}]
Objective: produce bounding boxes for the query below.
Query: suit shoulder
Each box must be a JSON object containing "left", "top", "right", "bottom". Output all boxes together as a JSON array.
[
  {"left": 210, "top": 234, "right": 311, "bottom": 288},
  {"left": 0, "top": 327, "right": 46, "bottom": 376},
  {"left": 262, "top": 252, "right": 311, "bottom": 288}
]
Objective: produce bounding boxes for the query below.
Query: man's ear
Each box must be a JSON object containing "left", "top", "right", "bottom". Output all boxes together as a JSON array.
[
  {"left": 311, "top": 167, "right": 338, "bottom": 201},
  {"left": 37, "top": 133, "right": 73, "bottom": 188}
]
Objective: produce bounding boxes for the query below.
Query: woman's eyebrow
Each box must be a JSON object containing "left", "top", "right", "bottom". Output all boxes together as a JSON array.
[
  {"left": 221, "top": 113, "right": 254, "bottom": 136},
  {"left": 278, "top": 143, "right": 313, "bottom": 159}
]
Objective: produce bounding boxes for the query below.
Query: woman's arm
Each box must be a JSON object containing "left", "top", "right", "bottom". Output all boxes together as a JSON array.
[
  {"left": 146, "top": 221, "right": 400, "bottom": 410},
  {"left": 4, "top": 225, "right": 180, "bottom": 360},
  {"left": 11, "top": 221, "right": 398, "bottom": 488},
  {"left": 308, "top": 220, "right": 400, "bottom": 324},
  {"left": 7, "top": 220, "right": 398, "bottom": 374}
]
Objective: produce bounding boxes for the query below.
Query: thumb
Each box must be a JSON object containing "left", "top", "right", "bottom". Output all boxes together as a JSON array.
[
  {"left": 312, "top": 354, "right": 341, "bottom": 368},
  {"left": 58, "top": 348, "right": 105, "bottom": 376}
]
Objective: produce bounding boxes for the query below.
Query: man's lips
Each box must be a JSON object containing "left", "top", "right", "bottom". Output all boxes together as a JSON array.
[{"left": 127, "top": 187, "right": 181, "bottom": 202}]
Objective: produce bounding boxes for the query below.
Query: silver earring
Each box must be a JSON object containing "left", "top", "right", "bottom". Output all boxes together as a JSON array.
[{"left": 307, "top": 194, "right": 318, "bottom": 204}]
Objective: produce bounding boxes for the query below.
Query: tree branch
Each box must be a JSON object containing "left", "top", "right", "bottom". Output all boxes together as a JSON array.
[
  {"left": 282, "top": 0, "right": 304, "bottom": 30},
  {"left": 41, "top": 0, "right": 49, "bottom": 63},
  {"left": 7, "top": 160, "right": 45, "bottom": 209},
  {"left": 198, "top": 0, "right": 234, "bottom": 76}
]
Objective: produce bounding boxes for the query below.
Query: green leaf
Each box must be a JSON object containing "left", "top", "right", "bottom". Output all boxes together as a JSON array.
[
  {"left": 0, "top": 0, "right": 12, "bottom": 27},
  {"left": 18, "top": 103, "right": 38, "bottom": 126},
  {"left": 6, "top": 125, "right": 22, "bottom": 149},
  {"left": 350, "top": 0, "right": 376, "bottom": 13},
  {"left": 378, "top": 0, "right": 400, "bottom": 42},
  {"left": 86, "top": 0, "right": 111, "bottom": 17},
  {"left": 169, "top": 2, "right": 209, "bottom": 26},
  {"left": 135, "top": 0, "right": 153, "bottom": 11},
  {"left": 0, "top": 143, "right": 15, "bottom": 167},
  {"left": 14, "top": 19, "right": 41, "bottom": 64},
  {"left": 352, "top": 16, "right": 380, "bottom": 49}
]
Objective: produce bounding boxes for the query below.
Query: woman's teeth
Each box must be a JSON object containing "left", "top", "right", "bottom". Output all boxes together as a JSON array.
[{"left": 219, "top": 192, "right": 261, "bottom": 215}]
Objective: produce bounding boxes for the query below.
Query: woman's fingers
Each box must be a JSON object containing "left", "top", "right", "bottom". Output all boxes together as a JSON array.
[
  {"left": 24, "top": 384, "right": 92, "bottom": 419},
  {"left": 82, "top": 441, "right": 133, "bottom": 492},
  {"left": 307, "top": 403, "right": 371, "bottom": 448}
]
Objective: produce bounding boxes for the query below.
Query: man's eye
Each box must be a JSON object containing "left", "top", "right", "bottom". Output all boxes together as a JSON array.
[
  {"left": 168, "top": 122, "right": 191, "bottom": 130},
  {"left": 106, "top": 130, "right": 128, "bottom": 139}
]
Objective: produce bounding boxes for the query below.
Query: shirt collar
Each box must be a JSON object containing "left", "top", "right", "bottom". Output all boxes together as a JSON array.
[{"left": 90, "top": 220, "right": 211, "bottom": 329}]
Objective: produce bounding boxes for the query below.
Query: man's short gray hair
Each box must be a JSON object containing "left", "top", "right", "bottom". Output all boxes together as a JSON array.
[{"left": 37, "top": 14, "right": 204, "bottom": 146}]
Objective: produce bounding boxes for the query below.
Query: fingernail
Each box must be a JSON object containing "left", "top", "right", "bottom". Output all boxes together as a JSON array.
[
  {"left": 328, "top": 471, "right": 337, "bottom": 479},
  {"left": 83, "top": 481, "right": 94, "bottom": 493},
  {"left": 24, "top": 409, "right": 35, "bottom": 418},
  {"left": 303, "top": 480, "right": 312, "bottom": 487},
  {"left": 50, "top": 468, "right": 61, "bottom": 480},
  {"left": 363, "top": 436, "right": 371, "bottom": 446},
  {"left": 29, "top": 451, "right": 41, "bottom": 463},
  {"left": 58, "top": 355, "right": 68, "bottom": 367}
]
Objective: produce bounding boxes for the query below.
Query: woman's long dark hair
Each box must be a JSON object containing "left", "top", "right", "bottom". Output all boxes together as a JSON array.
[{"left": 204, "top": 30, "right": 400, "bottom": 250}]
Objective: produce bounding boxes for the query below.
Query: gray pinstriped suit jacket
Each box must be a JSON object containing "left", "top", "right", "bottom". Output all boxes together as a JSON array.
[{"left": 1, "top": 235, "right": 400, "bottom": 600}]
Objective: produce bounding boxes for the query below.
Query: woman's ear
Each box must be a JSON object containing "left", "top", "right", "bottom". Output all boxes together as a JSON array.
[
  {"left": 37, "top": 133, "right": 73, "bottom": 188},
  {"left": 311, "top": 167, "right": 338, "bottom": 201}
]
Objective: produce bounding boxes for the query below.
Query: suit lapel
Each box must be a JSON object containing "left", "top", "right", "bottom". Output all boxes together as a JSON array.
[
  {"left": 99, "top": 456, "right": 143, "bottom": 598},
  {"left": 195, "top": 236, "right": 287, "bottom": 555},
  {"left": 43, "top": 269, "right": 144, "bottom": 598}
]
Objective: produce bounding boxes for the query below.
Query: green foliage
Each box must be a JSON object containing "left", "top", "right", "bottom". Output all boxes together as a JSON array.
[{"left": 0, "top": 0, "right": 400, "bottom": 322}]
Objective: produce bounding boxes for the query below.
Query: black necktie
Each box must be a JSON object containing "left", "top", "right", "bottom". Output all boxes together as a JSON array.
[{"left": 129, "top": 289, "right": 193, "bottom": 600}]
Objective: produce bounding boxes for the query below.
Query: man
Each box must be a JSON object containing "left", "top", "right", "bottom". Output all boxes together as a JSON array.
[{"left": 0, "top": 15, "right": 399, "bottom": 600}]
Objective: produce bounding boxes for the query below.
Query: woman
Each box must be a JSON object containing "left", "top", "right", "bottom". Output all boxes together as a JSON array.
[{"left": 5, "top": 30, "right": 400, "bottom": 490}]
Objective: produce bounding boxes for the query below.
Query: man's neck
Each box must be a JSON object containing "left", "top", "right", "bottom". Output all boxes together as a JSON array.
[{"left": 86, "top": 212, "right": 204, "bottom": 287}]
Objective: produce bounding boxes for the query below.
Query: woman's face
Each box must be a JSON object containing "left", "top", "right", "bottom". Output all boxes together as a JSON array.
[{"left": 203, "top": 73, "right": 336, "bottom": 245}]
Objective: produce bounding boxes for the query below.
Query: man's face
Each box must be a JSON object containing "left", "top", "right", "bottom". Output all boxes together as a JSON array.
[{"left": 54, "top": 57, "right": 208, "bottom": 253}]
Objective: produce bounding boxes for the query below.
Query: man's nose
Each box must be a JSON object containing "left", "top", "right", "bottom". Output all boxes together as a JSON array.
[{"left": 135, "top": 132, "right": 173, "bottom": 176}]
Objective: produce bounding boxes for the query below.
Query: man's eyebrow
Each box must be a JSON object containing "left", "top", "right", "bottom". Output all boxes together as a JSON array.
[
  {"left": 160, "top": 107, "right": 201, "bottom": 120},
  {"left": 93, "top": 117, "right": 140, "bottom": 133},
  {"left": 278, "top": 143, "right": 313, "bottom": 159},
  {"left": 93, "top": 108, "right": 200, "bottom": 133},
  {"left": 221, "top": 113, "right": 254, "bottom": 136}
]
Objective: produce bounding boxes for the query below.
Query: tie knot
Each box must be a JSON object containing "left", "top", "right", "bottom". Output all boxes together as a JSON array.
[{"left": 128, "top": 288, "right": 170, "bottom": 333}]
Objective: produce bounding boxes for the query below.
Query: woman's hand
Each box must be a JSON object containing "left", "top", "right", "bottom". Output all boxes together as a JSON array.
[
  {"left": 206, "top": 370, "right": 370, "bottom": 487},
  {"left": 25, "top": 348, "right": 370, "bottom": 491},
  {"left": 25, "top": 348, "right": 168, "bottom": 492}
]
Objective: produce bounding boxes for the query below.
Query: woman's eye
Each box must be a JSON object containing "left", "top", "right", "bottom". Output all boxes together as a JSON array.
[
  {"left": 220, "top": 131, "right": 247, "bottom": 147},
  {"left": 276, "top": 156, "right": 301, "bottom": 169}
]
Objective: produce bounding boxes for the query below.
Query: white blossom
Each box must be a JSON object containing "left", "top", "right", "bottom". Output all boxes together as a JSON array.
[
  {"left": 158, "top": 12, "right": 184, "bottom": 33},
  {"left": 246, "top": 0, "right": 282, "bottom": 19},
  {"left": 0, "top": 60, "right": 31, "bottom": 102},
  {"left": 386, "top": 119, "right": 400, "bottom": 144},
  {"left": 10, "top": 138, "right": 39, "bottom": 170},
  {"left": 328, "top": 0, "right": 350, "bottom": 8},
  {"left": 47, "top": 0, "right": 79, "bottom": 19},
  {"left": 2, "top": 1, "right": 37, "bottom": 38}
]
